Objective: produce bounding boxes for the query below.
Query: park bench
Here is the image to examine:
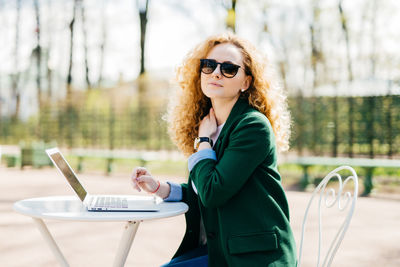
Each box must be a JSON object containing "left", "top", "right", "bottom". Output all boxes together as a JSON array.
[
  {"left": 0, "top": 143, "right": 54, "bottom": 169},
  {"left": 20, "top": 146, "right": 53, "bottom": 169},
  {"left": 284, "top": 156, "right": 400, "bottom": 196}
]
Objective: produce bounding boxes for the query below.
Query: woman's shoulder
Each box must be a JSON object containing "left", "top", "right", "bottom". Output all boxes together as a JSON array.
[
  {"left": 238, "top": 107, "right": 272, "bottom": 129},
  {"left": 226, "top": 107, "right": 276, "bottom": 151},
  {"left": 228, "top": 108, "right": 273, "bottom": 139}
]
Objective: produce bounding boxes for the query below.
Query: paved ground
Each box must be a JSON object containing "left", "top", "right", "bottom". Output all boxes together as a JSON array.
[{"left": 1, "top": 166, "right": 399, "bottom": 267}]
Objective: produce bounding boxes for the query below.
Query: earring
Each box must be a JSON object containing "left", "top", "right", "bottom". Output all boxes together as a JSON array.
[{"left": 241, "top": 89, "right": 245, "bottom": 92}]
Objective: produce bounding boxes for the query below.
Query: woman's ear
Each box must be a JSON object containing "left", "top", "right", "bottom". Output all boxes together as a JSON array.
[{"left": 241, "top": 75, "right": 252, "bottom": 91}]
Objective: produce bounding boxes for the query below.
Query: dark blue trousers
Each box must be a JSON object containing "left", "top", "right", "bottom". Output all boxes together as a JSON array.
[{"left": 160, "top": 246, "right": 208, "bottom": 267}]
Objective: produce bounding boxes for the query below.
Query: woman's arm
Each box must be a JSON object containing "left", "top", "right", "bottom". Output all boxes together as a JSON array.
[{"left": 164, "top": 182, "right": 183, "bottom": 202}]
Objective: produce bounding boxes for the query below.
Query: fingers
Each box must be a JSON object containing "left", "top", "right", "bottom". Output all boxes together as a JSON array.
[
  {"left": 136, "top": 167, "right": 147, "bottom": 177},
  {"left": 208, "top": 108, "right": 214, "bottom": 118},
  {"left": 131, "top": 166, "right": 149, "bottom": 192},
  {"left": 136, "top": 175, "right": 155, "bottom": 184},
  {"left": 209, "top": 107, "right": 216, "bottom": 122},
  {"left": 132, "top": 166, "right": 149, "bottom": 179},
  {"left": 131, "top": 177, "right": 141, "bottom": 192},
  {"left": 137, "top": 175, "right": 159, "bottom": 192},
  {"left": 199, "top": 107, "right": 218, "bottom": 137}
]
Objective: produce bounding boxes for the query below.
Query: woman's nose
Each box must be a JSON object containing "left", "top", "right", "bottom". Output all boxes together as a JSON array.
[{"left": 211, "top": 66, "right": 222, "bottom": 79}]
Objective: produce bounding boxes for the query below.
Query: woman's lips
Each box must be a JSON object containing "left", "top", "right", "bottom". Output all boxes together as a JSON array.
[{"left": 209, "top": 82, "right": 223, "bottom": 87}]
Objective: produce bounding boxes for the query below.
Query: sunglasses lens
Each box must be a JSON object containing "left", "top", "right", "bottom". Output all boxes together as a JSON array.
[
  {"left": 221, "top": 63, "right": 239, "bottom": 78},
  {"left": 200, "top": 59, "right": 217, "bottom": 74},
  {"left": 200, "top": 59, "right": 241, "bottom": 78}
]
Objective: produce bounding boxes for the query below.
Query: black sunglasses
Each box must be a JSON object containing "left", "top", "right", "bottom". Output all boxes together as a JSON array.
[{"left": 200, "top": 59, "right": 242, "bottom": 78}]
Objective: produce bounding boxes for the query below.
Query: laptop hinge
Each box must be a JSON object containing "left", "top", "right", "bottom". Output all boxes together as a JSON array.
[{"left": 83, "top": 195, "right": 93, "bottom": 207}]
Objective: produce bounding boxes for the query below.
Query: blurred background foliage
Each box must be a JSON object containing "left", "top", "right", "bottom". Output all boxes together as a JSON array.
[{"left": 0, "top": 0, "right": 399, "bottom": 161}]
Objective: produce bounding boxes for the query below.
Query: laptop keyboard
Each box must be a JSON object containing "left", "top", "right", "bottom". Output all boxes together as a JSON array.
[{"left": 94, "top": 196, "right": 128, "bottom": 209}]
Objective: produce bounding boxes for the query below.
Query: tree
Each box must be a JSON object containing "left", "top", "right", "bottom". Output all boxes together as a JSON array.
[
  {"left": 138, "top": 0, "right": 150, "bottom": 76},
  {"left": 97, "top": 0, "right": 108, "bottom": 88},
  {"left": 45, "top": 0, "right": 54, "bottom": 99},
  {"left": 65, "top": 0, "right": 80, "bottom": 148},
  {"left": 225, "top": 0, "right": 237, "bottom": 32},
  {"left": 79, "top": 0, "right": 92, "bottom": 90},
  {"left": 11, "top": 0, "right": 22, "bottom": 121},
  {"left": 33, "top": 0, "right": 42, "bottom": 110},
  {"left": 366, "top": 0, "right": 378, "bottom": 158},
  {"left": 309, "top": 0, "right": 323, "bottom": 155},
  {"left": 136, "top": 0, "right": 151, "bottom": 145},
  {"left": 338, "top": 0, "right": 355, "bottom": 158},
  {"left": 66, "top": 0, "right": 78, "bottom": 101}
]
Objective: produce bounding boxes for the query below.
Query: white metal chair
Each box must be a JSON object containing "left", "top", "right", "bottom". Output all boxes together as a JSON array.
[{"left": 297, "top": 166, "right": 358, "bottom": 267}]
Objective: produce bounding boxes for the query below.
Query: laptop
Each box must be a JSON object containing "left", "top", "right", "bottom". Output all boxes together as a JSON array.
[{"left": 46, "top": 147, "right": 160, "bottom": 212}]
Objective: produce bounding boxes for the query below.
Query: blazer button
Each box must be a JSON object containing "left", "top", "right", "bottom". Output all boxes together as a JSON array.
[{"left": 207, "top": 232, "right": 216, "bottom": 239}]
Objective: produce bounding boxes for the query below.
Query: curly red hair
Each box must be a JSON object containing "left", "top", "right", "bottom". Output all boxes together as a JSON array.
[{"left": 168, "top": 32, "right": 291, "bottom": 157}]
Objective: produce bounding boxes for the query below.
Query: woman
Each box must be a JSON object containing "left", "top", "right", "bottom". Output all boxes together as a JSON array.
[{"left": 131, "top": 33, "right": 297, "bottom": 266}]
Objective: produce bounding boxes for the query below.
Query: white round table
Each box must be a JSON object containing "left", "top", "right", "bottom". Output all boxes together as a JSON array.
[{"left": 13, "top": 195, "right": 188, "bottom": 267}]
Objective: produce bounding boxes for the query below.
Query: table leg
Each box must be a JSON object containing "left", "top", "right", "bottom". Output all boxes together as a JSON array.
[
  {"left": 32, "top": 218, "right": 69, "bottom": 267},
  {"left": 113, "top": 220, "right": 141, "bottom": 267}
]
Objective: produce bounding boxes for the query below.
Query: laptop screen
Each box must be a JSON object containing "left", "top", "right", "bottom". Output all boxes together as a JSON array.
[{"left": 49, "top": 151, "right": 87, "bottom": 202}]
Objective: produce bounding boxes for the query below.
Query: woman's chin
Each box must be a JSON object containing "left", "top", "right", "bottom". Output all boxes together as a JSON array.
[{"left": 203, "top": 91, "right": 220, "bottom": 99}]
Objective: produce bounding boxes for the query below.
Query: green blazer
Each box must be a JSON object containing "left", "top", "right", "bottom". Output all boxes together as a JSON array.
[{"left": 174, "top": 97, "right": 297, "bottom": 267}]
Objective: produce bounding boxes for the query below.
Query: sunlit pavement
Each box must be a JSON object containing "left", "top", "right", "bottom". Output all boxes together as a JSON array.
[{"left": 1, "top": 166, "right": 399, "bottom": 267}]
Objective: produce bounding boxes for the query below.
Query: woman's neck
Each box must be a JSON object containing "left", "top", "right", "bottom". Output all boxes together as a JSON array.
[{"left": 211, "top": 95, "right": 239, "bottom": 126}]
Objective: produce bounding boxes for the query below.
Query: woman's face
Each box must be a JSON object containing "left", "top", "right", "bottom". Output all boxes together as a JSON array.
[{"left": 200, "top": 43, "right": 251, "bottom": 101}]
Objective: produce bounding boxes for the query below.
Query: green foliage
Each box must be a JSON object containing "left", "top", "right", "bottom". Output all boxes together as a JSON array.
[
  {"left": 0, "top": 94, "right": 398, "bottom": 159},
  {"left": 289, "top": 95, "right": 399, "bottom": 157}
]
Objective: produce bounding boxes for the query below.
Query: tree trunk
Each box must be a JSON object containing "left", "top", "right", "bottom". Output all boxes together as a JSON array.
[
  {"left": 97, "top": 0, "right": 107, "bottom": 88},
  {"left": 138, "top": 0, "right": 149, "bottom": 75},
  {"left": 11, "top": 0, "right": 21, "bottom": 121},
  {"left": 338, "top": 0, "right": 354, "bottom": 158},
  {"left": 309, "top": 0, "right": 321, "bottom": 155},
  {"left": 65, "top": 0, "right": 79, "bottom": 149},
  {"left": 46, "top": 58, "right": 53, "bottom": 99},
  {"left": 34, "top": 0, "right": 42, "bottom": 111},
  {"left": 225, "top": 0, "right": 237, "bottom": 32},
  {"left": 45, "top": 0, "right": 54, "bottom": 99},
  {"left": 67, "top": 0, "right": 78, "bottom": 102},
  {"left": 79, "top": 0, "right": 91, "bottom": 90},
  {"left": 367, "top": 0, "right": 378, "bottom": 158},
  {"left": 136, "top": 0, "right": 151, "bottom": 148}
]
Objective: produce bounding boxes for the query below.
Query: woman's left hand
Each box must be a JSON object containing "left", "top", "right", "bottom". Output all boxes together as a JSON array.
[
  {"left": 199, "top": 107, "right": 217, "bottom": 137},
  {"left": 131, "top": 167, "right": 158, "bottom": 193}
]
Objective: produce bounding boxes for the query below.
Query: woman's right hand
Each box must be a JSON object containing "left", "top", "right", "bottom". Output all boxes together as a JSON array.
[
  {"left": 199, "top": 107, "right": 217, "bottom": 137},
  {"left": 131, "top": 167, "right": 159, "bottom": 193}
]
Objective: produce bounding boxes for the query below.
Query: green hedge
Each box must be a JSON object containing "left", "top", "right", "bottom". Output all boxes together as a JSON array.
[{"left": 1, "top": 95, "right": 399, "bottom": 158}]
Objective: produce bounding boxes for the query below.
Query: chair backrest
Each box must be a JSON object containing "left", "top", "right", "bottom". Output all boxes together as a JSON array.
[{"left": 297, "top": 166, "right": 358, "bottom": 267}]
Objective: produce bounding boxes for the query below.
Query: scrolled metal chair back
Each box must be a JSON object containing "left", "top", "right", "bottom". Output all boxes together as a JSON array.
[{"left": 297, "top": 165, "right": 358, "bottom": 267}]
